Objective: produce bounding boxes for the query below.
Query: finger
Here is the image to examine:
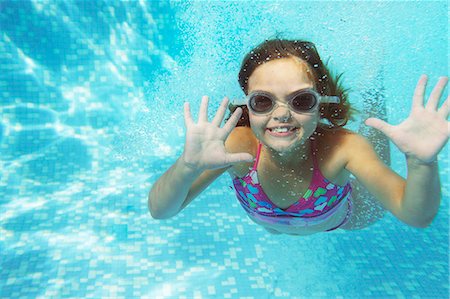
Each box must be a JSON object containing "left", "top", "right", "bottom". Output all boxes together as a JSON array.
[
  {"left": 438, "top": 96, "right": 449, "bottom": 119},
  {"left": 222, "top": 107, "right": 243, "bottom": 136},
  {"left": 365, "top": 117, "right": 394, "bottom": 137},
  {"left": 412, "top": 74, "right": 428, "bottom": 109},
  {"left": 426, "top": 77, "right": 448, "bottom": 111},
  {"left": 212, "top": 97, "right": 230, "bottom": 127},
  {"left": 198, "top": 96, "right": 209, "bottom": 122},
  {"left": 183, "top": 102, "right": 194, "bottom": 127},
  {"left": 225, "top": 153, "right": 255, "bottom": 165}
]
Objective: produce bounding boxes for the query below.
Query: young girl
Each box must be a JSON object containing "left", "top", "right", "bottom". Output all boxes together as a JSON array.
[{"left": 148, "top": 39, "right": 448, "bottom": 235}]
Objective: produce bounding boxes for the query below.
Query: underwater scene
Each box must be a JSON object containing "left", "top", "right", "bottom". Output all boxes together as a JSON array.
[{"left": 0, "top": 1, "right": 448, "bottom": 298}]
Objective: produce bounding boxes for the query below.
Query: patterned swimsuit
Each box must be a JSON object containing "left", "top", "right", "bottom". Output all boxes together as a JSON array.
[{"left": 232, "top": 140, "right": 353, "bottom": 231}]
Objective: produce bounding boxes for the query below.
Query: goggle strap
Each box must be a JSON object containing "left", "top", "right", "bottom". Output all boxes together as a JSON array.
[
  {"left": 237, "top": 95, "right": 340, "bottom": 105},
  {"left": 320, "top": 96, "right": 340, "bottom": 104},
  {"left": 232, "top": 98, "right": 247, "bottom": 105}
]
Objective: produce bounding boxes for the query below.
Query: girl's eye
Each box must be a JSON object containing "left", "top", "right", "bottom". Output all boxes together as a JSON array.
[
  {"left": 291, "top": 93, "right": 316, "bottom": 110},
  {"left": 252, "top": 95, "right": 273, "bottom": 111}
]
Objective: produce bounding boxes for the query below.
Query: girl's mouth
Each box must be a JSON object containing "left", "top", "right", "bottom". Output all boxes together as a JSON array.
[{"left": 266, "top": 127, "right": 299, "bottom": 137}]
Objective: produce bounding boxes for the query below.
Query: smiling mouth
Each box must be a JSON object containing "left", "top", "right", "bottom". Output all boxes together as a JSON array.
[
  {"left": 267, "top": 127, "right": 298, "bottom": 132},
  {"left": 266, "top": 127, "right": 299, "bottom": 137}
]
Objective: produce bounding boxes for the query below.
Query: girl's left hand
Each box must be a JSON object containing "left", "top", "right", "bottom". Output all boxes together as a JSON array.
[{"left": 365, "top": 75, "right": 449, "bottom": 164}]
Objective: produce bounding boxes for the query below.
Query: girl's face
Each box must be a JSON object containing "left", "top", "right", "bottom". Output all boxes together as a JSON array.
[{"left": 247, "top": 57, "right": 319, "bottom": 153}]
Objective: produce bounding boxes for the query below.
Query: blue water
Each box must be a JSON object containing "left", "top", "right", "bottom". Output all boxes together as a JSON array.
[{"left": 0, "top": 1, "right": 448, "bottom": 298}]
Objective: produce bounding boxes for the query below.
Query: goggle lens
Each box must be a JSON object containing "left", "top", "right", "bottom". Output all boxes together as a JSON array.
[
  {"left": 291, "top": 92, "right": 316, "bottom": 111},
  {"left": 248, "top": 90, "right": 318, "bottom": 114},
  {"left": 250, "top": 95, "right": 274, "bottom": 113}
]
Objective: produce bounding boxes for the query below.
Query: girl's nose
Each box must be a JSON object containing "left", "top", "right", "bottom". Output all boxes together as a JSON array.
[{"left": 272, "top": 105, "right": 292, "bottom": 122}]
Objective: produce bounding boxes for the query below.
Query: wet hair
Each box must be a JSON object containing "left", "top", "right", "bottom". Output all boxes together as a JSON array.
[{"left": 226, "top": 38, "right": 356, "bottom": 129}]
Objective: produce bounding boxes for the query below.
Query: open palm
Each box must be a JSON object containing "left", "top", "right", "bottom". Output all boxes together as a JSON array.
[
  {"left": 182, "top": 96, "right": 254, "bottom": 171},
  {"left": 365, "top": 75, "right": 449, "bottom": 163}
]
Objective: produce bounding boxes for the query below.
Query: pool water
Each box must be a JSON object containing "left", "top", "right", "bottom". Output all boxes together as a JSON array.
[{"left": 0, "top": 1, "right": 448, "bottom": 298}]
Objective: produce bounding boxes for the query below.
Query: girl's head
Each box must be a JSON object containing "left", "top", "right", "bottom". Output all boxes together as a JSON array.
[
  {"left": 227, "top": 38, "right": 354, "bottom": 132},
  {"left": 244, "top": 57, "right": 321, "bottom": 152}
]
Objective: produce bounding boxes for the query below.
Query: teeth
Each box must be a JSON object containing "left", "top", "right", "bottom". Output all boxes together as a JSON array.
[{"left": 272, "top": 127, "right": 290, "bottom": 133}]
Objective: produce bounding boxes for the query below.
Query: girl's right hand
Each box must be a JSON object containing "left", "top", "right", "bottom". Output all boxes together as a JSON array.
[{"left": 182, "top": 96, "right": 254, "bottom": 172}]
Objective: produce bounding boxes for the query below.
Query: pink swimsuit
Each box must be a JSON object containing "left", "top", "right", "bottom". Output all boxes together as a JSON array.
[{"left": 232, "top": 140, "right": 353, "bottom": 231}]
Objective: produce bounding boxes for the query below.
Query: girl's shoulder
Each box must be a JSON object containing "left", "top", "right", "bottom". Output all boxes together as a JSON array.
[
  {"left": 317, "top": 126, "right": 360, "bottom": 146},
  {"left": 317, "top": 126, "right": 375, "bottom": 163},
  {"left": 224, "top": 126, "right": 257, "bottom": 177}
]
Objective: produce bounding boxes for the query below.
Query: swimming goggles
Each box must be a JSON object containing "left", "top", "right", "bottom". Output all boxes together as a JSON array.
[{"left": 246, "top": 89, "right": 340, "bottom": 115}]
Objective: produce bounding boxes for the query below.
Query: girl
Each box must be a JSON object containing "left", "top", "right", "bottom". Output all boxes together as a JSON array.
[{"left": 148, "top": 39, "right": 448, "bottom": 235}]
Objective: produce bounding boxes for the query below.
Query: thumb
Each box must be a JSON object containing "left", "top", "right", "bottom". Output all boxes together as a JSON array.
[
  {"left": 365, "top": 117, "right": 393, "bottom": 136},
  {"left": 226, "top": 153, "right": 255, "bottom": 165}
]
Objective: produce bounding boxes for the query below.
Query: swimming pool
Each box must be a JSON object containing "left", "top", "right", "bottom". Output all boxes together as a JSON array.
[{"left": 0, "top": 1, "right": 448, "bottom": 298}]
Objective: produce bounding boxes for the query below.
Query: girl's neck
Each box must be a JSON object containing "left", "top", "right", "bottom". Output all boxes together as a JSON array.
[{"left": 261, "top": 138, "right": 313, "bottom": 170}]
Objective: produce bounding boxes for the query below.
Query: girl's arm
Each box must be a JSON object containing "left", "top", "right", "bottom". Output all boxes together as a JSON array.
[
  {"left": 148, "top": 158, "right": 229, "bottom": 219},
  {"left": 345, "top": 134, "right": 440, "bottom": 228},
  {"left": 149, "top": 125, "right": 254, "bottom": 219},
  {"left": 149, "top": 157, "right": 201, "bottom": 219},
  {"left": 402, "top": 157, "right": 440, "bottom": 226},
  {"left": 347, "top": 75, "right": 448, "bottom": 228},
  {"left": 148, "top": 96, "right": 253, "bottom": 219}
]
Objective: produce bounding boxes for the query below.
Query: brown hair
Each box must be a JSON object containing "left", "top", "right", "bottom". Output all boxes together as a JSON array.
[{"left": 226, "top": 38, "right": 356, "bottom": 129}]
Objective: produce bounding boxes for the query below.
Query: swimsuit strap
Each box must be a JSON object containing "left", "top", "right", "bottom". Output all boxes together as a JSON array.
[
  {"left": 310, "top": 138, "right": 319, "bottom": 171},
  {"left": 252, "top": 142, "right": 263, "bottom": 170}
]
